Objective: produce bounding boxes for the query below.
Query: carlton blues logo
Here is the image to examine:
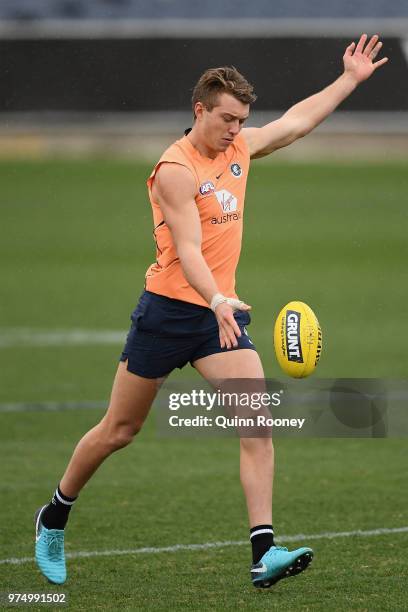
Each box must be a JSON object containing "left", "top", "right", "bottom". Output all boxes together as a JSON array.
[
  {"left": 230, "top": 163, "right": 242, "bottom": 178},
  {"left": 286, "top": 310, "right": 304, "bottom": 363}
]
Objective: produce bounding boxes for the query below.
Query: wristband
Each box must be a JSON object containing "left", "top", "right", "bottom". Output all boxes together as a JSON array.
[
  {"left": 226, "top": 297, "right": 245, "bottom": 310},
  {"left": 210, "top": 294, "right": 246, "bottom": 312},
  {"left": 210, "top": 293, "right": 227, "bottom": 312}
]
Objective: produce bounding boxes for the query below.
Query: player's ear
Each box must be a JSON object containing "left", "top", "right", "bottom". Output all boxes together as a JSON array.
[{"left": 194, "top": 101, "right": 205, "bottom": 121}]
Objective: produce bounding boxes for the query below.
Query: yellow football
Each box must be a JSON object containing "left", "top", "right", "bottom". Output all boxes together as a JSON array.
[{"left": 273, "top": 301, "right": 322, "bottom": 378}]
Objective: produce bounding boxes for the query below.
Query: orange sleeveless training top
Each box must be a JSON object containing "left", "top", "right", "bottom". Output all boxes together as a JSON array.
[{"left": 145, "top": 132, "right": 250, "bottom": 307}]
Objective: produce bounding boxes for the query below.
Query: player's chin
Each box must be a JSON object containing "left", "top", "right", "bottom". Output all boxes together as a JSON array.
[{"left": 219, "top": 138, "right": 233, "bottom": 149}]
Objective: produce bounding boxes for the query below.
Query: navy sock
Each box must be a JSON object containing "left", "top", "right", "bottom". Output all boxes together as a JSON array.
[
  {"left": 250, "top": 524, "right": 275, "bottom": 564},
  {"left": 41, "top": 485, "right": 77, "bottom": 530}
]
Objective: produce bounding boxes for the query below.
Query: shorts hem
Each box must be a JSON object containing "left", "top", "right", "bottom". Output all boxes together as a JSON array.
[
  {"left": 190, "top": 342, "right": 257, "bottom": 365},
  {"left": 119, "top": 355, "right": 173, "bottom": 379}
]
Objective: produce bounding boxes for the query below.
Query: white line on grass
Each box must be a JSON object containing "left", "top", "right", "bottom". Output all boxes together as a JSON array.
[
  {"left": 2, "top": 392, "right": 408, "bottom": 414},
  {"left": 0, "top": 400, "right": 107, "bottom": 413},
  {"left": 1, "top": 526, "right": 407, "bottom": 566},
  {"left": 0, "top": 328, "right": 126, "bottom": 348}
]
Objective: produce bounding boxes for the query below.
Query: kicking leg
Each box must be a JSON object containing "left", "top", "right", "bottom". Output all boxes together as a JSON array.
[
  {"left": 193, "top": 350, "right": 274, "bottom": 527},
  {"left": 193, "top": 349, "right": 313, "bottom": 588}
]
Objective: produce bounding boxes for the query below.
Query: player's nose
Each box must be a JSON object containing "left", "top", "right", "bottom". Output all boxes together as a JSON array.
[{"left": 229, "top": 120, "right": 240, "bottom": 135}]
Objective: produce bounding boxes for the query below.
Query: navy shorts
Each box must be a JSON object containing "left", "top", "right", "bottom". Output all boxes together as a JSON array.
[{"left": 119, "top": 290, "right": 256, "bottom": 378}]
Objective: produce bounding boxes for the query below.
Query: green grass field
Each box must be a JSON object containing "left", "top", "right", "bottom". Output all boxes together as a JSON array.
[{"left": 1, "top": 159, "right": 407, "bottom": 610}]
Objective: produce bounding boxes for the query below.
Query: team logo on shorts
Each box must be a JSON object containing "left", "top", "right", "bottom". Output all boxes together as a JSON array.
[
  {"left": 230, "top": 163, "right": 242, "bottom": 178},
  {"left": 199, "top": 181, "right": 215, "bottom": 196}
]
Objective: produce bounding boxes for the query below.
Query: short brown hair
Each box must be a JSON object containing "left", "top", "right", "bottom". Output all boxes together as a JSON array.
[{"left": 191, "top": 66, "right": 256, "bottom": 117}]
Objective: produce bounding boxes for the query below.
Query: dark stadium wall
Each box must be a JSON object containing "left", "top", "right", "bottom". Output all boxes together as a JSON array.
[{"left": 2, "top": 37, "right": 407, "bottom": 112}]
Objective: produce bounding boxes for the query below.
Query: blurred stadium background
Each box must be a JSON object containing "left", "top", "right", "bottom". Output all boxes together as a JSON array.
[
  {"left": 1, "top": 0, "right": 408, "bottom": 159},
  {"left": 1, "top": 2, "right": 407, "bottom": 610}
]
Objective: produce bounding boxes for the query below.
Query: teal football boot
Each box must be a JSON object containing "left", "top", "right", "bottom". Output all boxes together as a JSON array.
[
  {"left": 34, "top": 506, "right": 67, "bottom": 584},
  {"left": 251, "top": 545, "right": 313, "bottom": 588}
]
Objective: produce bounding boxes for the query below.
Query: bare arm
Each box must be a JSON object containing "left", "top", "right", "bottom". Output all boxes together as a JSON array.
[
  {"left": 243, "top": 34, "right": 388, "bottom": 159},
  {"left": 153, "top": 163, "right": 249, "bottom": 348},
  {"left": 153, "top": 163, "right": 218, "bottom": 304}
]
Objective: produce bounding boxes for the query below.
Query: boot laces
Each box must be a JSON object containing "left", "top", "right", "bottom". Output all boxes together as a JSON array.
[{"left": 46, "top": 532, "right": 64, "bottom": 561}]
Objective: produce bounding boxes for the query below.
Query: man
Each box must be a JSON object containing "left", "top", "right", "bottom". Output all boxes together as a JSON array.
[{"left": 35, "top": 34, "right": 387, "bottom": 588}]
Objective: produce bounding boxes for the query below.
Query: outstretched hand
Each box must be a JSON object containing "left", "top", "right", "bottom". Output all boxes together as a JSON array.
[{"left": 343, "top": 34, "right": 388, "bottom": 83}]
